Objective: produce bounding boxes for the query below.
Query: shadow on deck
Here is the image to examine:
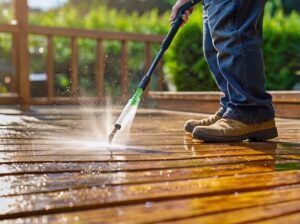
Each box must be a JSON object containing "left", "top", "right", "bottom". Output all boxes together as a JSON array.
[{"left": 0, "top": 106, "right": 299, "bottom": 223}]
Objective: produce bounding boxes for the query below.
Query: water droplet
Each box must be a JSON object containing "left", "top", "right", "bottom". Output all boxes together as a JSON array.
[
  {"left": 145, "top": 201, "right": 152, "bottom": 208},
  {"left": 117, "top": 209, "right": 124, "bottom": 216}
]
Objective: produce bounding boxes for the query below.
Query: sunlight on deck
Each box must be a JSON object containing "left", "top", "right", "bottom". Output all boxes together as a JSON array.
[{"left": 0, "top": 107, "right": 299, "bottom": 223}]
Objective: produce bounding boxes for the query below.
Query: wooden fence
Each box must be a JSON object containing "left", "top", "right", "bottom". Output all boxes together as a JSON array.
[{"left": 0, "top": 0, "right": 164, "bottom": 109}]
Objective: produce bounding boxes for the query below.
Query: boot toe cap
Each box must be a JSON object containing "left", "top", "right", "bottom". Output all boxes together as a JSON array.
[{"left": 184, "top": 120, "right": 197, "bottom": 133}]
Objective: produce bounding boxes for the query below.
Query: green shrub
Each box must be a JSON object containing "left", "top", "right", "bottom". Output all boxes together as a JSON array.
[
  {"left": 0, "top": 4, "right": 170, "bottom": 97},
  {"left": 263, "top": 9, "right": 300, "bottom": 90},
  {"left": 165, "top": 4, "right": 300, "bottom": 91},
  {"left": 164, "top": 7, "right": 217, "bottom": 91}
]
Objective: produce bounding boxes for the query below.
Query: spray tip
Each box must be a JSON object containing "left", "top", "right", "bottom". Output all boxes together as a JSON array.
[{"left": 108, "top": 124, "right": 121, "bottom": 145}]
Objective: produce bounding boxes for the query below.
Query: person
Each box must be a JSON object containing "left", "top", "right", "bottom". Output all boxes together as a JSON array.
[{"left": 170, "top": 0, "right": 278, "bottom": 142}]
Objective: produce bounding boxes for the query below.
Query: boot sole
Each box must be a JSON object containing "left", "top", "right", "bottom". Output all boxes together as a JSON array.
[{"left": 193, "top": 128, "right": 278, "bottom": 143}]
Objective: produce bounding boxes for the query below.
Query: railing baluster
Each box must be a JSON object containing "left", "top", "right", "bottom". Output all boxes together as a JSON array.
[
  {"left": 96, "top": 39, "right": 105, "bottom": 101},
  {"left": 71, "top": 37, "right": 78, "bottom": 97},
  {"left": 0, "top": 14, "right": 165, "bottom": 105},
  {"left": 14, "top": 0, "right": 30, "bottom": 110},
  {"left": 11, "top": 34, "right": 19, "bottom": 94},
  {"left": 47, "top": 35, "right": 54, "bottom": 102},
  {"left": 120, "top": 40, "right": 129, "bottom": 100},
  {"left": 158, "top": 59, "right": 164, "bottom": 91},
  {"left": 143, "top": 42, "right": 152, "bottom": 96},
  {"left": 144, "top": 42, "right": 151, "bottom": 74}
]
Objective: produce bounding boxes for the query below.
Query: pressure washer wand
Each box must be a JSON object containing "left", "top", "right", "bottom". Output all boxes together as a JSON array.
[{"left": 108, "top": 0, "right": 202, "bottom": 145}]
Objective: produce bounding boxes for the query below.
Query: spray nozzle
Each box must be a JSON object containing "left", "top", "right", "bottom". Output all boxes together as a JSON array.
[{"left": 108, "top": 124, "right": 121, "bottom": 145}]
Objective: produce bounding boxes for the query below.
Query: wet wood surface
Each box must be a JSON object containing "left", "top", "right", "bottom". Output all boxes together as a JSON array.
[{"left": 0, "top": 107, "right": 299, "bottom": 223}]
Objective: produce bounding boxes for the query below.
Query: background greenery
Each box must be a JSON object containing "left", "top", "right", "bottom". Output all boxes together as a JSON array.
[
  {"left": 165, "top": 3, "right": 300, "bottom": 91},
  {"left": 0, "top": 0, "right": 299, "bottom": 96}
]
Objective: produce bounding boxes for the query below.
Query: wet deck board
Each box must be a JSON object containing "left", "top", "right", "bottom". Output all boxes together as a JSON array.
[{"left": 0, "top": 107, "right": 299, "bottom": 223}]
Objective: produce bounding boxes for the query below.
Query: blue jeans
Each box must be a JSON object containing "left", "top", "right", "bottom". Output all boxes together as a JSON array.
[{"left": 203, "top": 0, "right": 275, "bottom": 124}]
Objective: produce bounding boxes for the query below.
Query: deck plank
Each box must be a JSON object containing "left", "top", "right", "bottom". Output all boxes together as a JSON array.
[
  {"left": 0, "top": 171, "right": 300, "bottom": 219},
  {"left": 0, "top": 163, "right": 273, "bottom": 197},
  {"left": 0, "top": 157, "right": 277, "bottom": 175},
  {"left": 251, "top": 213, "right": 300, "bottom": 224},
  {"left": 0, "top": 108, "right": 299, "bottom": 223},
  {"left": 161, "top": 200, "right": 300, "bottom": 224},
  {"left": 2, "top": 185, "right": 300, "bottom": 223}
]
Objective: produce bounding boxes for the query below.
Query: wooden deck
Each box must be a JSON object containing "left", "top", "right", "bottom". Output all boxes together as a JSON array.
[{"left": 0, "top": 107, "right": 299, "bottom": 223}]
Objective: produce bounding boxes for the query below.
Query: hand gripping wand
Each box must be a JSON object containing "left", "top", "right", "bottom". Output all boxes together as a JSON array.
[{"left": 108, "top": 0, "right": 202, "bottom": 144}]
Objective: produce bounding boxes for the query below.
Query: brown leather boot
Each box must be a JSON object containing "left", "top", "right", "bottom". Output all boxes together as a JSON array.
[
  {"left": 192, "top": 118, "right": 278, "bottom": 142},
  {"left": 184, "top": 111, "right": 222, "bottom": 134}
]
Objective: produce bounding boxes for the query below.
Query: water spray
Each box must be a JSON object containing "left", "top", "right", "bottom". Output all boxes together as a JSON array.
[{"left": 108, "top": 0, "right": 202, "bottom": 145}]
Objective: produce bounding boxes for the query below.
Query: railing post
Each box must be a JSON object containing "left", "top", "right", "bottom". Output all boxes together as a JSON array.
[
  {"left": 143, "top": 42, "right": 152, "bottom": 96},
  {"left": 71, "top": 37, "right": 78, "bottom": 97},
  {"left": 144, "top": 42, "right": 152, "bottom": 74},
  {"left": 14, "top": 0, "right": 30, "bottom": 110},
  {"left": 96, "top": 39, "right": 105, "bottom": 102},
  {"left": 47, "top": 35, "right": 55, "bottom": 102},
  {"left": 11, "top": 35, "right": 18, "bottom": 94},
  {"left": 158, "top": 60, "right": 164, "bottom": 91},
  {"left": 120, "top": 40, "right": 129, "bottom": 101}
]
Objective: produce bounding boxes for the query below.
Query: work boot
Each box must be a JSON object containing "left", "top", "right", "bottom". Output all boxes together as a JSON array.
[
  {"left": 192, "top": 118, "right": 278, "bottom": 142},
  {"left": 184, "top": 109, "right": 223, "bottom": 134}
]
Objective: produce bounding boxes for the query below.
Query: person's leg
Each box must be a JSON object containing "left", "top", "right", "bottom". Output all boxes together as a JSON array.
[
  {"left": 202, "top": 6, "right": 229, "bottom": 115},
  {"left": 184, "top": 5, "right": 228, "bottom": 133},
  {"left": 193, "top": 0, "right": 277, "bottom": 141},
  {"left": 205, "top": 0, "right": 275, "bottom": 124}
]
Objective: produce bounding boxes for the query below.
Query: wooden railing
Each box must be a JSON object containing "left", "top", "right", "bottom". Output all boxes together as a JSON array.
[{"left": 0, "top": 0, "right": 165, "bottom": 109}]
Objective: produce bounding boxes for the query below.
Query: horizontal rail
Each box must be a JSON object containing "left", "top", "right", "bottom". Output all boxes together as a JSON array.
[
  {"left": 0, "top": 24, "right": 19, "bottom": 33},
  {"left": 30, "top": 97, "right": 100, "bottom": 105},
  {"left": 149, "top": 91, "right": 300, "bottom": 103},
  {"left": 0, "top": 24, "right": 164, "bottom": 43},
  {"left": 0, "top": 22, "right": 166, "bottom": 107},
  {"left": 0, "top": 93, "right": 19, "bottom": 104},
  {"left": 149, "top": 91, "right": 300, "bottom": 119},
  {"left": 29, "top": 25, "right": 165, "bottom": 42}
]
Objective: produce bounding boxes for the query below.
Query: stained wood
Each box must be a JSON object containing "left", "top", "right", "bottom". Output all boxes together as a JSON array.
[
  {"left": 0, "top": 108, "right": 299, "bottom": 223},
  {"left": 149, "top": 91, "right": 300, "bottom": 119},
  {"left": 95, "top": 39, "right": 105, "bottom": 101},
  {"left": 46, "top": 35, "right": 54, "bottom": 101},
  {"left": 0, "top": 163, "right": 273, "bottom": 197},
  {"left": 71, "top": 37, "right": 78, "bottom": 97},
  {"left": 157, "top": 59, "right": 164, "bottom": 91},
  {"left": 0, "top": 158, "right": 277, "bottom": 175},
  {"left": 29, "top": 25, "right": 164, "bottom": 42},
  {"left": 144, "top": 42, "right": 151, "bottom": 74},
  {"left": 0, "top": 154, "right": 278, "bottom": 163},
  {"left": 4, "top": 186, "right": 300, "bottom": 223},
  {"left": 14, "top": 0, "right": 30, "bottom": 110},
  {"left": 161, "top": 200, "right": 300, "bottom": 224},
  {"left": 120, "top": 40, "right": 129, "bottom": 100},
  {"left": 0, "top": 24, "right": 19, "bottom": 33},
  {"left": 0, "top": 171, "right": 300, "bottom": 219},
  {"left": 252, "top": 213, "right": 300, "bottom": 224}
]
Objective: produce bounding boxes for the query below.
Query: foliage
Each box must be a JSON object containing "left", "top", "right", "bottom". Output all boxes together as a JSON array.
[
  {"left": 164, "top": 7, "right": 217, "bottom": 91},
  {"left": 0, "top": 3, "right": 170, "bottom": 96},
  {"left": 263, "top": 9, "right": 300, "bottom": 90},
  {"left": 0, "top": 1, "right": 299, "bottom": 95},
  {"left": 164, "top": 4, "right": 300, "bottom": 91},
  {"left": 29, "top": 5, "right": 170, "bottom": 96}
]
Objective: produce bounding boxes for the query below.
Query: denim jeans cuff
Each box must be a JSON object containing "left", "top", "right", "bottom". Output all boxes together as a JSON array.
[
  {"left": 216, "top": 107, "right": 226, "bottom": 117},
  {"left": 222, "top": 107, "right": 275, "bottom": 124}
]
